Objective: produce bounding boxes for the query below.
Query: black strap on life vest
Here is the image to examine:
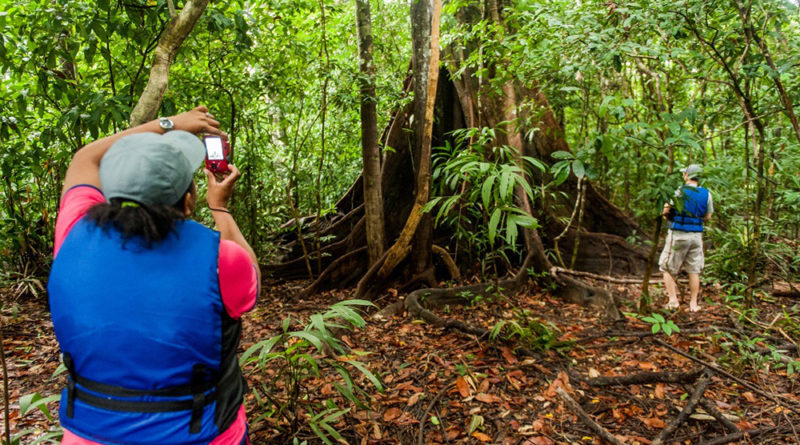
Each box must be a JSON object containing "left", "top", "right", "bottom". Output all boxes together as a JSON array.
[
  {"left": 673, "top": 214, "right": 703, "bottom": 227},
  {"left": 62, "top": 353, "right": 215, "bottom": 434}
]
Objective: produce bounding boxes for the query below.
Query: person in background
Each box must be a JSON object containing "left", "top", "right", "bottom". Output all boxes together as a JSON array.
[
  {"left": 659, "top": 164, "right": 713, "bottom": 312},
  {"left": 47, "top": 106, "right": 259, "bottom": 445}
]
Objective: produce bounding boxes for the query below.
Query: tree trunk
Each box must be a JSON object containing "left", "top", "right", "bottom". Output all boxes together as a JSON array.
[
  {"left": 355, "top": 0, "right": 386, "bottom": 266},
  {"left": 129, "top": 0, "right": 210, "bottom": 126}
]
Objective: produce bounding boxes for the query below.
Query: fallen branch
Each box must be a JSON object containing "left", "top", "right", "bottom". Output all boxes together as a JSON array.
[
  {"left": 651, "top": 369, "right": 712, "bottom": 445},
  {"left": 700, "top": 426, "right": 785, "bottom": 445},
  {"left": 550, "top": 266, "right": 650, "bottom": 284},
  {"left": 555, "top": 386, "right": 624, "bottom": 445},
  {"left": 698, "top": 398, "right": 739, "bottom": 433},
  {"left": 550, "top": 266, "right": 689, "bottom": 285},
  {"left": 582, "top": 367, "right": 703, "bottom": 387}
]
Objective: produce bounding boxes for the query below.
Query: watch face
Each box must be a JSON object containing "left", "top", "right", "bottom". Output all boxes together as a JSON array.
[{"left": 160, "top": 118, "right": 174, "bottom": 130}]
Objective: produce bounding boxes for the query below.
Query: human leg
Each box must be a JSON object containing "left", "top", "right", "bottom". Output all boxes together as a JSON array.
[
  {"left": 683, "top": 233, "right": 705, "bottom": 312},
  {"left": 688, "top": 273, "right": 701, "bottom": 312},
  {"left": 659, "top": 231, "right": 687, "bottom": 309},
  {"left": 663, "top": 271, "right": 680, "bottom": 309}
]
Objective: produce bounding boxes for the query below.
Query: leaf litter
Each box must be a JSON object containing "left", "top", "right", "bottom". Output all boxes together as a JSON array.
[{"left": 2, "top": 279, "right": 799, "bottom": 444}]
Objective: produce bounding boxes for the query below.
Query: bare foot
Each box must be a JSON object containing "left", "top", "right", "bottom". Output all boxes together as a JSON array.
[
  {"left": 666, "top": 300, "right": 680, "bottom": 310},
  {"left": 689, "top": 304, "right": 701, "bottom": 312}
]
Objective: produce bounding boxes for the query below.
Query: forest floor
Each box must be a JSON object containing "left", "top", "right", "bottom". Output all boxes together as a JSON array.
[{"left": 3, "top": 277, "right": 800, "bottom": 444}]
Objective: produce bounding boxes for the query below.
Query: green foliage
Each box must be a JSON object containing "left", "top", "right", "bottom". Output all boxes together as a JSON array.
[
  {"left": 426, "top": 127, "right": 540, "bottom": 274},
  {"left": 239, "top": 300, "right": 382, "bottom": 444},
  {"left": 0, "top": 0, "right": 411, "bottom": 280},
  {"left": 3, "top": 392, "right": 63, "bottom": 445},
  {"left": 640, "top": 313, "right": 680, "bottom": 336},
  {"left": 714, "top": 331, "right": 799, "bottom": 376},
  {"left": 489, "top": 309, "right": 571, "bottom": 352}
]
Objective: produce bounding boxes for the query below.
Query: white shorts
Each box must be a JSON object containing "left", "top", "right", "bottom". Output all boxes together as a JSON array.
[{"left": 659, "top": 230, "right": 704, "bottom": 275}]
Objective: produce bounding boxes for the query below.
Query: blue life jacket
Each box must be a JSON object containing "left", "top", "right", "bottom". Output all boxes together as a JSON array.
[
  {"left": 670, "top": 186, "right": 709, "bottom": 233},
  {"left": 48, "top": 219, "right": 244, "bottom": 445}
]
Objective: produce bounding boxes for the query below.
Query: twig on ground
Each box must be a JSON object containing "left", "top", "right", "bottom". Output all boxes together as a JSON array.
[
  {"left": 418, "top": 380, "right": 455, "bottom": 445},
  {"left": 651, "top": 369, "right": 712, "bottom": 445},
  {"left": 698, "top": 398, "right": 739, "bottom": 433},
  {"left": 580, "top": 367, "right": 703, "bottom": 386},
  {"left": 700, "top": 426, "right": 783, "bottom": 445},
  {"left": 555, "top": 386, "right": 624, "bottom": 445},
  {"left": 550, "top": 266, "right": 676, "bottom": 284}
]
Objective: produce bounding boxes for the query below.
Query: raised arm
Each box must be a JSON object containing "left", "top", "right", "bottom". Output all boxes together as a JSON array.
[
  {"left": 61, "top": 106, "right": 223, "bottom": 197},
  {"left": 205, "top": 165, "right": 260, "bottom": 280}
]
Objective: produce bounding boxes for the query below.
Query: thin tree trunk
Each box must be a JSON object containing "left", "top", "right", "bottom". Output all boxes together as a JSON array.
[
  {"left": 355, "top": 0, "right": 442, "bottom": 297},
  {"left": 129, "top": 0, "right": 210, "bottom": 126},
  {"left": 355, "top": 0, "right": 386, "bottom": 266},
  {"left": 315, "top": 0, "right": 331, "bottom": 275}
]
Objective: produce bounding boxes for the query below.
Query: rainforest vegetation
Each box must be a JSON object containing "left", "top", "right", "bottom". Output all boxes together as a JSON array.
[{"left": 2, "top": 0, "right": 800, "bottom": 443}]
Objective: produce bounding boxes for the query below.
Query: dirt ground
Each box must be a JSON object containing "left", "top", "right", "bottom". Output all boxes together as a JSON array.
[{"left": 2, "top": 277, "right": 799, "bottom": 444}]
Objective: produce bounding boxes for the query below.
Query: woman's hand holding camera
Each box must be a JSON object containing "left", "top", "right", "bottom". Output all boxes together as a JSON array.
[{"left": 205, "top": 164, "right": 241, "bottom": 210}]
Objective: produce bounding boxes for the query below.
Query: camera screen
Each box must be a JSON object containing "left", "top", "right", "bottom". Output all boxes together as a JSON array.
[{"left": 205, "top": 137, "right": 224, "bottom": 160}]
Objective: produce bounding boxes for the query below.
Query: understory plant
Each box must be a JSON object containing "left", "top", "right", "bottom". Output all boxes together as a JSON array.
[
  {"left": 239, "top": 299, "right": 382, "bottom": 444},
  {"left": 489, "top": 309, "right": 571, "bottom": 352},
  {"left": 426, "top": 126, "right": 542, "bottom": 276},
  {"left": 3, "top": 392, "right": 63, "bottom": 445}
]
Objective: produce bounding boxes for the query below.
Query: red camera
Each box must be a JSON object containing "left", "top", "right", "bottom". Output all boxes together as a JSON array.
[{"left": 203, "top": 136, "right": 231, "bottom": 174}]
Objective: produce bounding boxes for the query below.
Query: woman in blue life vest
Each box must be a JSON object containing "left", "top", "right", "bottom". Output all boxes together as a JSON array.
[
  {"left": 48, "top": 106, "right": 259, "bottom": 445},
  {"left": 659, "top": 164, "right": 713, "bottom": 312}
]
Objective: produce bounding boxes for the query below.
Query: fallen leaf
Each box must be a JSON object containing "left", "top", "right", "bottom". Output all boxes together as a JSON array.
[
  {"left": 530, "top": 437, "right": 555, "bottom": 445},
  {"left": 456, "top": 376, "right": 471, "bottom": 398},
  {"left": 588, "top": 368, "right": 600, "bottom": 378},
  {"left": 654, "top": 383, "right": 664, "bottom": 399},
  {"left": 407, "top": 392, "right": 423, "bottom": 407},
  {"left": 641, "top": 416, "right": 666, "bottom": 429},
  {"left": 383, "top": 407, "right": 402, "bottom": 422},
  {"left": 471, "top": 431, "right": 492, "bottom": 442},
  {"left": 476, "top": 393, "right": 503, "bottom": 404},
  {"left": 638, "top": 361, "right": 656, "bottom": 370},
  {"left": 736, "top": 420, "right": 757, "bottom": 430},
  {"left": 742, "top": 391, "right": 757, "bottom": 403},
  {"left": 500, "top": 346, "right": 517, "bottom": 364}
]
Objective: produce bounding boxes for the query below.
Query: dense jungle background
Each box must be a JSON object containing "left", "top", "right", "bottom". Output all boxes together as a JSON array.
[{"left": 2, "top": 0, "right": 800, "bottom": 443}]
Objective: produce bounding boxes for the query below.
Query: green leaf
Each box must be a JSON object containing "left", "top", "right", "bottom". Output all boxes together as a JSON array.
[
  {"left": 488, "top": 207, "right": 502, "bottom": 244},
  {"left": 572, "top": 159, "right": 585, "bottom": 178},
  {"left": 481, "top": 176, "right": 496, "bottom": 209},
  {"left": 19, "top": 393, "right": 59, "bottom": 422},
  {"left": 290, "top": 331, "right": 324, "bottom": 352},
  {"left": 469, "top": 414, "right": 484, "bottom": 433},
  {"left": 347, "top": 360, "right": 384, "bottom": 392},
  {"left": 551, "top": 150, "right": 573, "bottom": 160}
]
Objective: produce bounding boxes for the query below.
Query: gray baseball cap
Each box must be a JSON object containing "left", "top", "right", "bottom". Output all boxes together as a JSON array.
[
  {"left": 680, "top": 164, "right": 702, "bottom": 177},
  {"left": 99, "top": 131, "right": 205, "bottom": 206}
]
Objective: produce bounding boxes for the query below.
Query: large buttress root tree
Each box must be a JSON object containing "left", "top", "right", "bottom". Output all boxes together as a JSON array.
[{"left": 267, "top": 0, "right": 648, "bottom": 316}]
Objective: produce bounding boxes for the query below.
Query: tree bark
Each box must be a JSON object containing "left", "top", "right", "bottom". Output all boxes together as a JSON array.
[
  {"left": 129, "top": 0, "right": 210, "bottom": 126},
  {"left": 355, "top": 0, "right": 386, "bottom": 266}
]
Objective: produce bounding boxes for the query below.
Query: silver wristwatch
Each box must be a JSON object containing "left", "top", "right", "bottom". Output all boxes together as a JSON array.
[{"left": 159, "top": 117, "right": 175, "bottom": 132}]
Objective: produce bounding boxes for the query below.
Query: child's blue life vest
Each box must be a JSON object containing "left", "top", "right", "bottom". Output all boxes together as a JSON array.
[
  {"left": 670, "top": 186, "right": 709, "bottom": 233},
  {"left": 48, "top": 219, "right": 244, "bottom": 445}
]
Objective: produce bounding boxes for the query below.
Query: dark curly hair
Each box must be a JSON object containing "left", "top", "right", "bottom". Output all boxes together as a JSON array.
[{"left": 85, "top": 182, "right": 194, "bottom": 246}]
